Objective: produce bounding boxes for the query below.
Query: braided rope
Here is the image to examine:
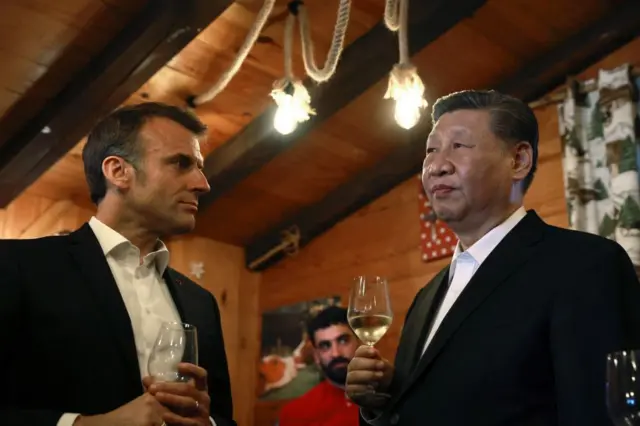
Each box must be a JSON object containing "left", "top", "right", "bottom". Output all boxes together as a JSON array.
[
  {"left": 192, "top": 0, "right": 276, "bottom": 106},
  {"left": 298, "top": 0, "right": 351, "bottom": 82}
]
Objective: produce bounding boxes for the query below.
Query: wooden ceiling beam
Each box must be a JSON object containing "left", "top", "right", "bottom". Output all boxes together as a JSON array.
[
  {"left": 244, "top": 0, "right": 640, "bottom": 271},
  {"left": 197, "top": 0, "right": 489, "bottom": 208},
  {"left": 0, "top": 0, "right": 232, "bottom": 207}
]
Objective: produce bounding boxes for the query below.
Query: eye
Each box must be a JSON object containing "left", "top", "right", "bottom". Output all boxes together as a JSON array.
[
  {"left": 426, "top": 147, "right": 436, "bottom": 154},
  {"left": 173, "top": 156, "right": 194, "bottom": 171},
  {"left": 337, "top": 335, "right": 350, "bottom": 345}
]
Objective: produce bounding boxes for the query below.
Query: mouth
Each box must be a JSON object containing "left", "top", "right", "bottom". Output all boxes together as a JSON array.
[
  {"left": 430, "top": 184, "right": 455, "bottom": 196},
  {"left": 179, "top": 201, "right": 199, "bottom": 212}
]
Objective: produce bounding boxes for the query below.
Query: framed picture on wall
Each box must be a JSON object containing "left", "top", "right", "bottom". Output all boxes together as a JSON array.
[{"left": 258, "top": 296, "right": 341, "bottom": 401}]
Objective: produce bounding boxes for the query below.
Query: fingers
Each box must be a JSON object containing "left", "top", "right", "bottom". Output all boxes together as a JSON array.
[
  {"left": 348, "top": 357, "right": 386, "bottom": 375},
  {"left": 346, "top": 368, "right": 385, "bottom": 387},
  {"left": 150, "top": 381, "right": 196, "bottom": 398},
  {"left": 354, "top": 345, "right": 381, "bottom": 359},
  {"left": 148, "top": 381, "right": 211, "bottom": 421},
  {"left": 346, "top": 383, "right": 376, "bottom": 395},
  {"left": 161, "top": 410, "right": 200, "bottom": 426},
  {"left": 142, "top": 376, "right": 155, "bottom": 391},
  {"left": 178, "top": 363, "right": 208, "bottom": 391},
  {"left": 155, "top": 392, "right": 200, "bottom": 412}
]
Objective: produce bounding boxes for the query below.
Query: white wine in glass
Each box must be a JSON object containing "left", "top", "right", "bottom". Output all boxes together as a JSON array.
[{"left": 348, "top": 276, "right": 393, "bottom": 347}]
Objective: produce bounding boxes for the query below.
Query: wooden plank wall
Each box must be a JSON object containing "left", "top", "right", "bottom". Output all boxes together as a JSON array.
[
  {"left": 0, "top": 191, "right": 260, "bottom": 426},
  {"left": 254, "top": 40, "right": 640, "bottom": 426},
  {"left": 168, "top": 236, "right": 261, "bottom": 426}
]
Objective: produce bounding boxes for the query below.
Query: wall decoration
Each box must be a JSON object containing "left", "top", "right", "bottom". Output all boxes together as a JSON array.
[
  {"left": 258, "top": 296, "right": 341, "bottom": 401},
  {"left": 417, "top": 175, "right": 458, "bottom": 262},
  {"left": 189, "top": 261, "right": 205, "bottom": 279}
]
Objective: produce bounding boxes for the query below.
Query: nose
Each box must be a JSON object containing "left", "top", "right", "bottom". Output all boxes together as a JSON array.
[
  {"left": 192, "top": 169, "right": 211, "bottom": 195},
  {"left": 423, "top": 151, "right": 454, "bottom": 178},
  {"left": 329, "top": 343, "right": 340, "bottom": 358}
]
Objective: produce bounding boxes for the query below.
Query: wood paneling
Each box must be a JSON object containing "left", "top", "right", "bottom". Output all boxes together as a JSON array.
[
  {"left": 0, "top": 0, "right": 147, "bottom": 145},
  {"left": 166, "top": 236, "right": 261, "bottom": 426},
  {"left": 0, "top": 192, "right": 94, "bottom": 238}
]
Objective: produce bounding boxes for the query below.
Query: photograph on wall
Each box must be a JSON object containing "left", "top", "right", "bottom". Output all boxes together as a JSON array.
[{"left": 258, "top": 295, "right": 342, "bottom": 401}]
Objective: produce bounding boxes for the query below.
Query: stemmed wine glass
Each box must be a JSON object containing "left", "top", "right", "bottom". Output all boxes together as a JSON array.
[
  {"left": 347, "top": 275, "right": 393, "bottom": 347},
  {"left": 148, "top": 321, "right": 199, "bottom": 383},
  {"left": 347, "top": 276, "right": 393, "bottom": 400},
  {"left": 607, "top": 350, "right": 640, "bottom": 425}
]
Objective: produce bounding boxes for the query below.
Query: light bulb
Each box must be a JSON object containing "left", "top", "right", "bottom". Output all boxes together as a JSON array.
[
  {"left": 394, "top": 87, "right": 424, "bottom": 129},
  {"left": 384, "top": 64, "right": 428, "bottom": 130},
  {"left": 273, "top": 96, "right": 298, "bottom": 135},
  {"left": 271, "top": 79, "right": 315, "bottom": 135}
]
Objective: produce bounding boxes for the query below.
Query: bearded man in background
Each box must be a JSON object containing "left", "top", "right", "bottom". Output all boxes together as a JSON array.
[{"left": 279, "top": 306, "right": 360, "bottom": 426}]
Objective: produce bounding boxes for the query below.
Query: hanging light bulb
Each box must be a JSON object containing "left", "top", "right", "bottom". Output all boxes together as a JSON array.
[
  {"left": 384, "top": 63, "right": 428, "bottom": 129},
  {"left": 271, "top": 79, "right": 315, "bottom": 135}
]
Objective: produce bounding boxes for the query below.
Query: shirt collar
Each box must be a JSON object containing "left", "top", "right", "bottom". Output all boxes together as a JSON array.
[
  {"left": 88, "top": 216, "right": 170, "bottom": 275},
  {"left": 451, "top": 206, "right": 527, "bottom": 266}
]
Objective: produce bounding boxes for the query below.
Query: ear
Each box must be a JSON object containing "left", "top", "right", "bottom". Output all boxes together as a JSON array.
[
  {"left": 101, "top": 156, "right": 134, "bottom": 192},
  {"left": 511, "top": 141, "right": 533, "bottom": 182}
]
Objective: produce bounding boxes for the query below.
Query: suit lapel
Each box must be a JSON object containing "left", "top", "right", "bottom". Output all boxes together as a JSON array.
[
  {"left": 68, "top": 224, "right": 141, "bottom": 386},
  {"left": 394, "top": 211, "right": 546, "bottom": 402},
  {"left": 391, "top": 267, "right": 449, "bottom": 390},
  {"left": 163, "top": 269, "right": 188, "bottom": 323}
]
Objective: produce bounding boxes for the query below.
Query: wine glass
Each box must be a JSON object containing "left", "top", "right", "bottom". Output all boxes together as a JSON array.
[
  {"left": 148, "top": 321, "right": 199, "bottom": 383},
  {"left": 607, "top": 350, "right": 640, "bottom": 425},
  {"left": 347, "top": 276, "right": 393, "bottom": 347}
]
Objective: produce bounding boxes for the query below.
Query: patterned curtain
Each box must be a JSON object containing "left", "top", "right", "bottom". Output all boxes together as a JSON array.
[{"left": 557, "top": 64, "right": 640, "bottom": 266}]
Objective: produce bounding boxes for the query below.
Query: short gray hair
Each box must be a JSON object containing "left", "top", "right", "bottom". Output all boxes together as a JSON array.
[{"left": 431, "top": 90, "right": 539, "bottom": 193}]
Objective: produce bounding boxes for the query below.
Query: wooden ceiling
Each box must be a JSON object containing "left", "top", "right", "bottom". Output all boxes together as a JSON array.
[{"left": 1, "top": 0, "right": 638, "bottom": 269}]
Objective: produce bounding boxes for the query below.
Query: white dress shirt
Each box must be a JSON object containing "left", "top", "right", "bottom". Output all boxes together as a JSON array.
[
  {"left": 421, "top": 206, "right": 527, "bottom": 356},
  {"left": 58, "top": 217, "right": 215, "bottom": 426}
]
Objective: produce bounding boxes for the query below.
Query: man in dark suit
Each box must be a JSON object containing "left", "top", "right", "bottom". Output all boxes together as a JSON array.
[
  {"left": 0, "top": 103, "right": 235, "bottom": 426},
  {"left": 345, "top": 90, "right": 640, "bottom": 425}
]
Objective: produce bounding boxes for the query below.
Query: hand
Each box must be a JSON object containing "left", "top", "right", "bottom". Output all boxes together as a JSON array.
[
  {"left": 74, "top": 393, "right": 168, "bottom": 426},
  {"left": 144, "top": 363, "right": 211, "bottom": 426},
  {"left": 345, "top": 345, "right": 395, "bottom": 409}
]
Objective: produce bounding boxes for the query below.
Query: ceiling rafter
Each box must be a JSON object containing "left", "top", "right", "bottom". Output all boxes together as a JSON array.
[
  {"left": 0, "top": 0, "right": 233, "bottom": 207},
  {"left": 245, "top": 0, "right": 640, "bottom": 271},
  {"left": 197, "top": 0, "right": 489, "bottom": 209}
]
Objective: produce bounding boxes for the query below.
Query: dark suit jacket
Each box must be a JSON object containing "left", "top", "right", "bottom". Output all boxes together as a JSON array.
[
  {"left": 363, "top": 210, "right": 640, "bottom": 426},
  {"left": 0, "top": 223, "right": 236, "bottom": 426}
]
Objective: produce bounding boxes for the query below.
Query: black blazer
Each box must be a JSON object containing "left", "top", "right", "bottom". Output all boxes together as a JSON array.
[
  {"left": 0, "top": 224, "right": 235, "bottom": 426},
  {"left": 364, "top": 210, "right": 640, "bottom": 426}
]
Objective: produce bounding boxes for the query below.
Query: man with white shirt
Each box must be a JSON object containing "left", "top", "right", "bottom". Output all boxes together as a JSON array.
[
  {"left": 345, "top": 90, "right": 640, "bottom": 426},
  {"left": 0, "top": 102, "right": 235, "bottom": 426}
]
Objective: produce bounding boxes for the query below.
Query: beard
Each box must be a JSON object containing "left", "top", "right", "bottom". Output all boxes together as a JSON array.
[{"left": 321, "top": 357, "right": 350, "bottom": 385}]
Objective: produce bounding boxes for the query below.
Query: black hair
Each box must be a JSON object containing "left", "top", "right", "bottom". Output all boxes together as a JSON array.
[
  {"left": 432, "top": 89, "right": 539, "bottom": 192},
  {"left": 82, "top": 102, "right": 207, "bottom": 205}
]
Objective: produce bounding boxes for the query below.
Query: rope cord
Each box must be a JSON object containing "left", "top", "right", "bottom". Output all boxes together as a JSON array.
[
  {"left": 192, "top": 0, "right": 276, "bottom": 106},
  {"left": 297, "top": 0, "right": 351, "bottom": 82}
]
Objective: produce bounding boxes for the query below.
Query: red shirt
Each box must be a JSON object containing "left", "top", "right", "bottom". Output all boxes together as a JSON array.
[{"left": 279, "top": 380, "right": 360, "bottom": 426}]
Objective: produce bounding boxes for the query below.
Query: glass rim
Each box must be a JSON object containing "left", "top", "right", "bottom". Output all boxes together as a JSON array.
[{"left": 352, "top": 275, "right": 388, "bottom": 281}]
